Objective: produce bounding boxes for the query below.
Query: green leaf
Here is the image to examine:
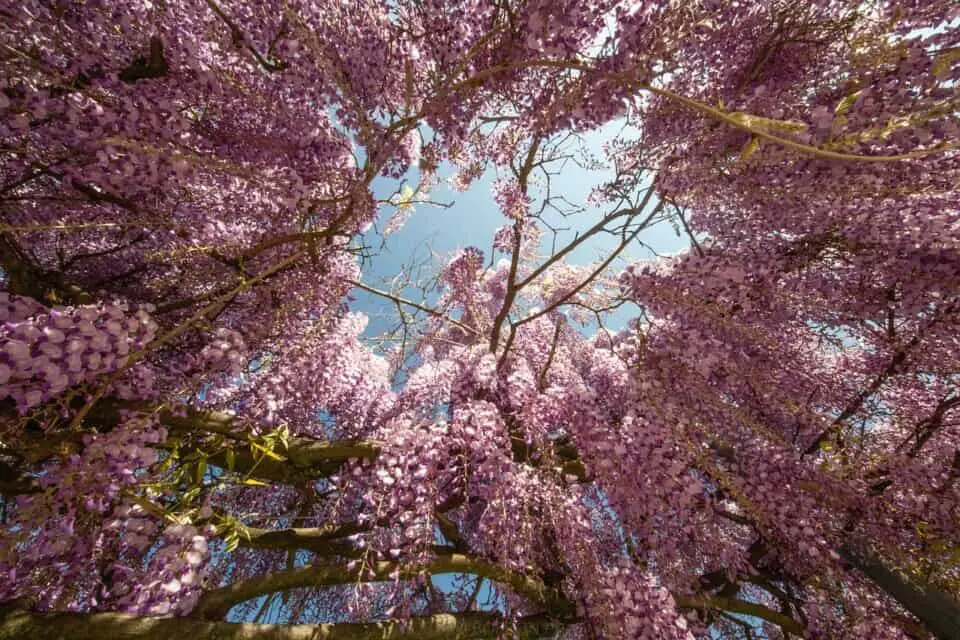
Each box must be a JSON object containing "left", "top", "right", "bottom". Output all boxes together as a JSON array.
[
  {"left": 276, "top": 425, "right": 290, "bottom": 450},
  {"left": 392, "top": 185, "right": 417, "bottom": 212},
  {"left": 241, "top": 478, "right": 269, "bottom": 487},
  {"left": 126, "top": 493, "right": 168, "bottom": 520},
  {"left": 834, "top": 90, "right": 863, "bottom": 116},
  {"left": 157, "top": 448, "right": 178, "bottom": 473},
  {"left": 739, "top": 136, "right": 760, "bottom": 162},
  {"left": 214, "top": 518, "right": 235, "bottom": 536},
  {"left": 250, "top": 441, "right": 286, "bottom": 462},
  {"left": 195, "top": 457, "right": 207, "bottom": 484},
  {"left": 226, "top": 448, "right": 236, "bottom": 472}
]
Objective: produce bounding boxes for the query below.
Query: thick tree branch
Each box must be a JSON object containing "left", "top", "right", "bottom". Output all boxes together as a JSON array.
[
  {"left": 231, "top": 525, "right": 807, "bottom": 637},
  {"left": 239, "top": 523, "right": 370, "bottom": 556},
  {"left": 192, "top": 553, "right": 572, "bottom": 620},
  {"left": 674, "top": 595, "right": 804, "bottom": 636},
  {"left": 118, "top": 36, "right": 169, "bottom": 84},
  {"left": 74, "top": 399, "right": 381, "bottom": 484},
  {"left": 840, "top": 541, "right": 960, "bottom": 640},
  {"left": 199, "top": 434, "right": 380, "bottom": 485},
  {"left": 236, "top": 524, "right": 457, "bottom": 560},
  {"left": 435, "top": 513, "right": 469, "bottom": 553},
  {"left": 454, "top": 58, "right": 953, "bottom": 162},
  {"left": 210, "top": 437, "right": 382, "bottom": 482},
  {"left": 0, "top": 609, "right": 561, "bottom": 640},
  {"left": 702, "top": 448, "right": 960, "bottom": 639}
]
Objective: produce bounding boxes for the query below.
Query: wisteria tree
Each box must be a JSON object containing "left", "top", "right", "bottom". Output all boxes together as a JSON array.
[{"left": 1, "top": 1, "right": 958, "bottom": 638}]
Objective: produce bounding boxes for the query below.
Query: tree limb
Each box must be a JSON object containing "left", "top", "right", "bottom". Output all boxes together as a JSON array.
[
  {"left": 840, "top": 541, "right": 960, "bottom": 640},
  {"left": 348, "top": 280, "right": 478, "bottom": 336},
  {"left": 239, "top": 522, "right": 370, "bottom": 555},
  {"left": 675, "top": 595, "right": 804, "bottom": 636},
  {"left": 804, "top": 314, "right": 946, "bottom": 455},
  {"left": 192, "top": 553, "right": 572, "bottom": 620},
  {"left": 0, "top": 609, "right": 562, "bottom": 640}
]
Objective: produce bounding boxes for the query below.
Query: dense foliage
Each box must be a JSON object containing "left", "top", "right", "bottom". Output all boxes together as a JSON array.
[{"left": 1, "top": 1, "right": 958, "bottom": 638}]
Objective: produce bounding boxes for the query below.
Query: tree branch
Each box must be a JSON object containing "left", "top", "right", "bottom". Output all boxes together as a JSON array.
[
  {"left": 192, "top": 553, "right": 572, "bottom": 620},
  {"left": 239, "top": 522, "right": 371, "bottom": 555},
  {"left": 674, "top": 595, "right": 804, "bottom": 636},
  {"left": 348, "top": 280, "right": 478, "bottom": 336},
  {"left": 901, "top": 394, "right": 960, "bottom": 458},
  {"left": 839, "top": 540, "right": 960, "bottom": 640},
  {"left": 204, "top": 0, "right": 288, "bottom": 72},
  {"left": 517, "top": 189, "right": 655, "bottom": 291},
  {"left": 805, "top": 332, "right": 925, "bottom": 455},
  {"left": 202, "top": 435, "right": 381, "bottom": 484},
  {"left": 503, "top": 199, "right": 665, "bottom": 352},
  {"left": 0, "top": 609, "right": 562, "bottom": 640},
  {"left": 489, "top": 137, "right": 542, "bottom": 352},
  {"left": 78, "top": 400, "right": 382, "bottom": 483}
]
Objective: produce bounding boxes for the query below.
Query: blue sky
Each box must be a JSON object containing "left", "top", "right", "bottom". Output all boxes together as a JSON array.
[{"left": 351, "top": 120, "right": 688, "bottom": 342}]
